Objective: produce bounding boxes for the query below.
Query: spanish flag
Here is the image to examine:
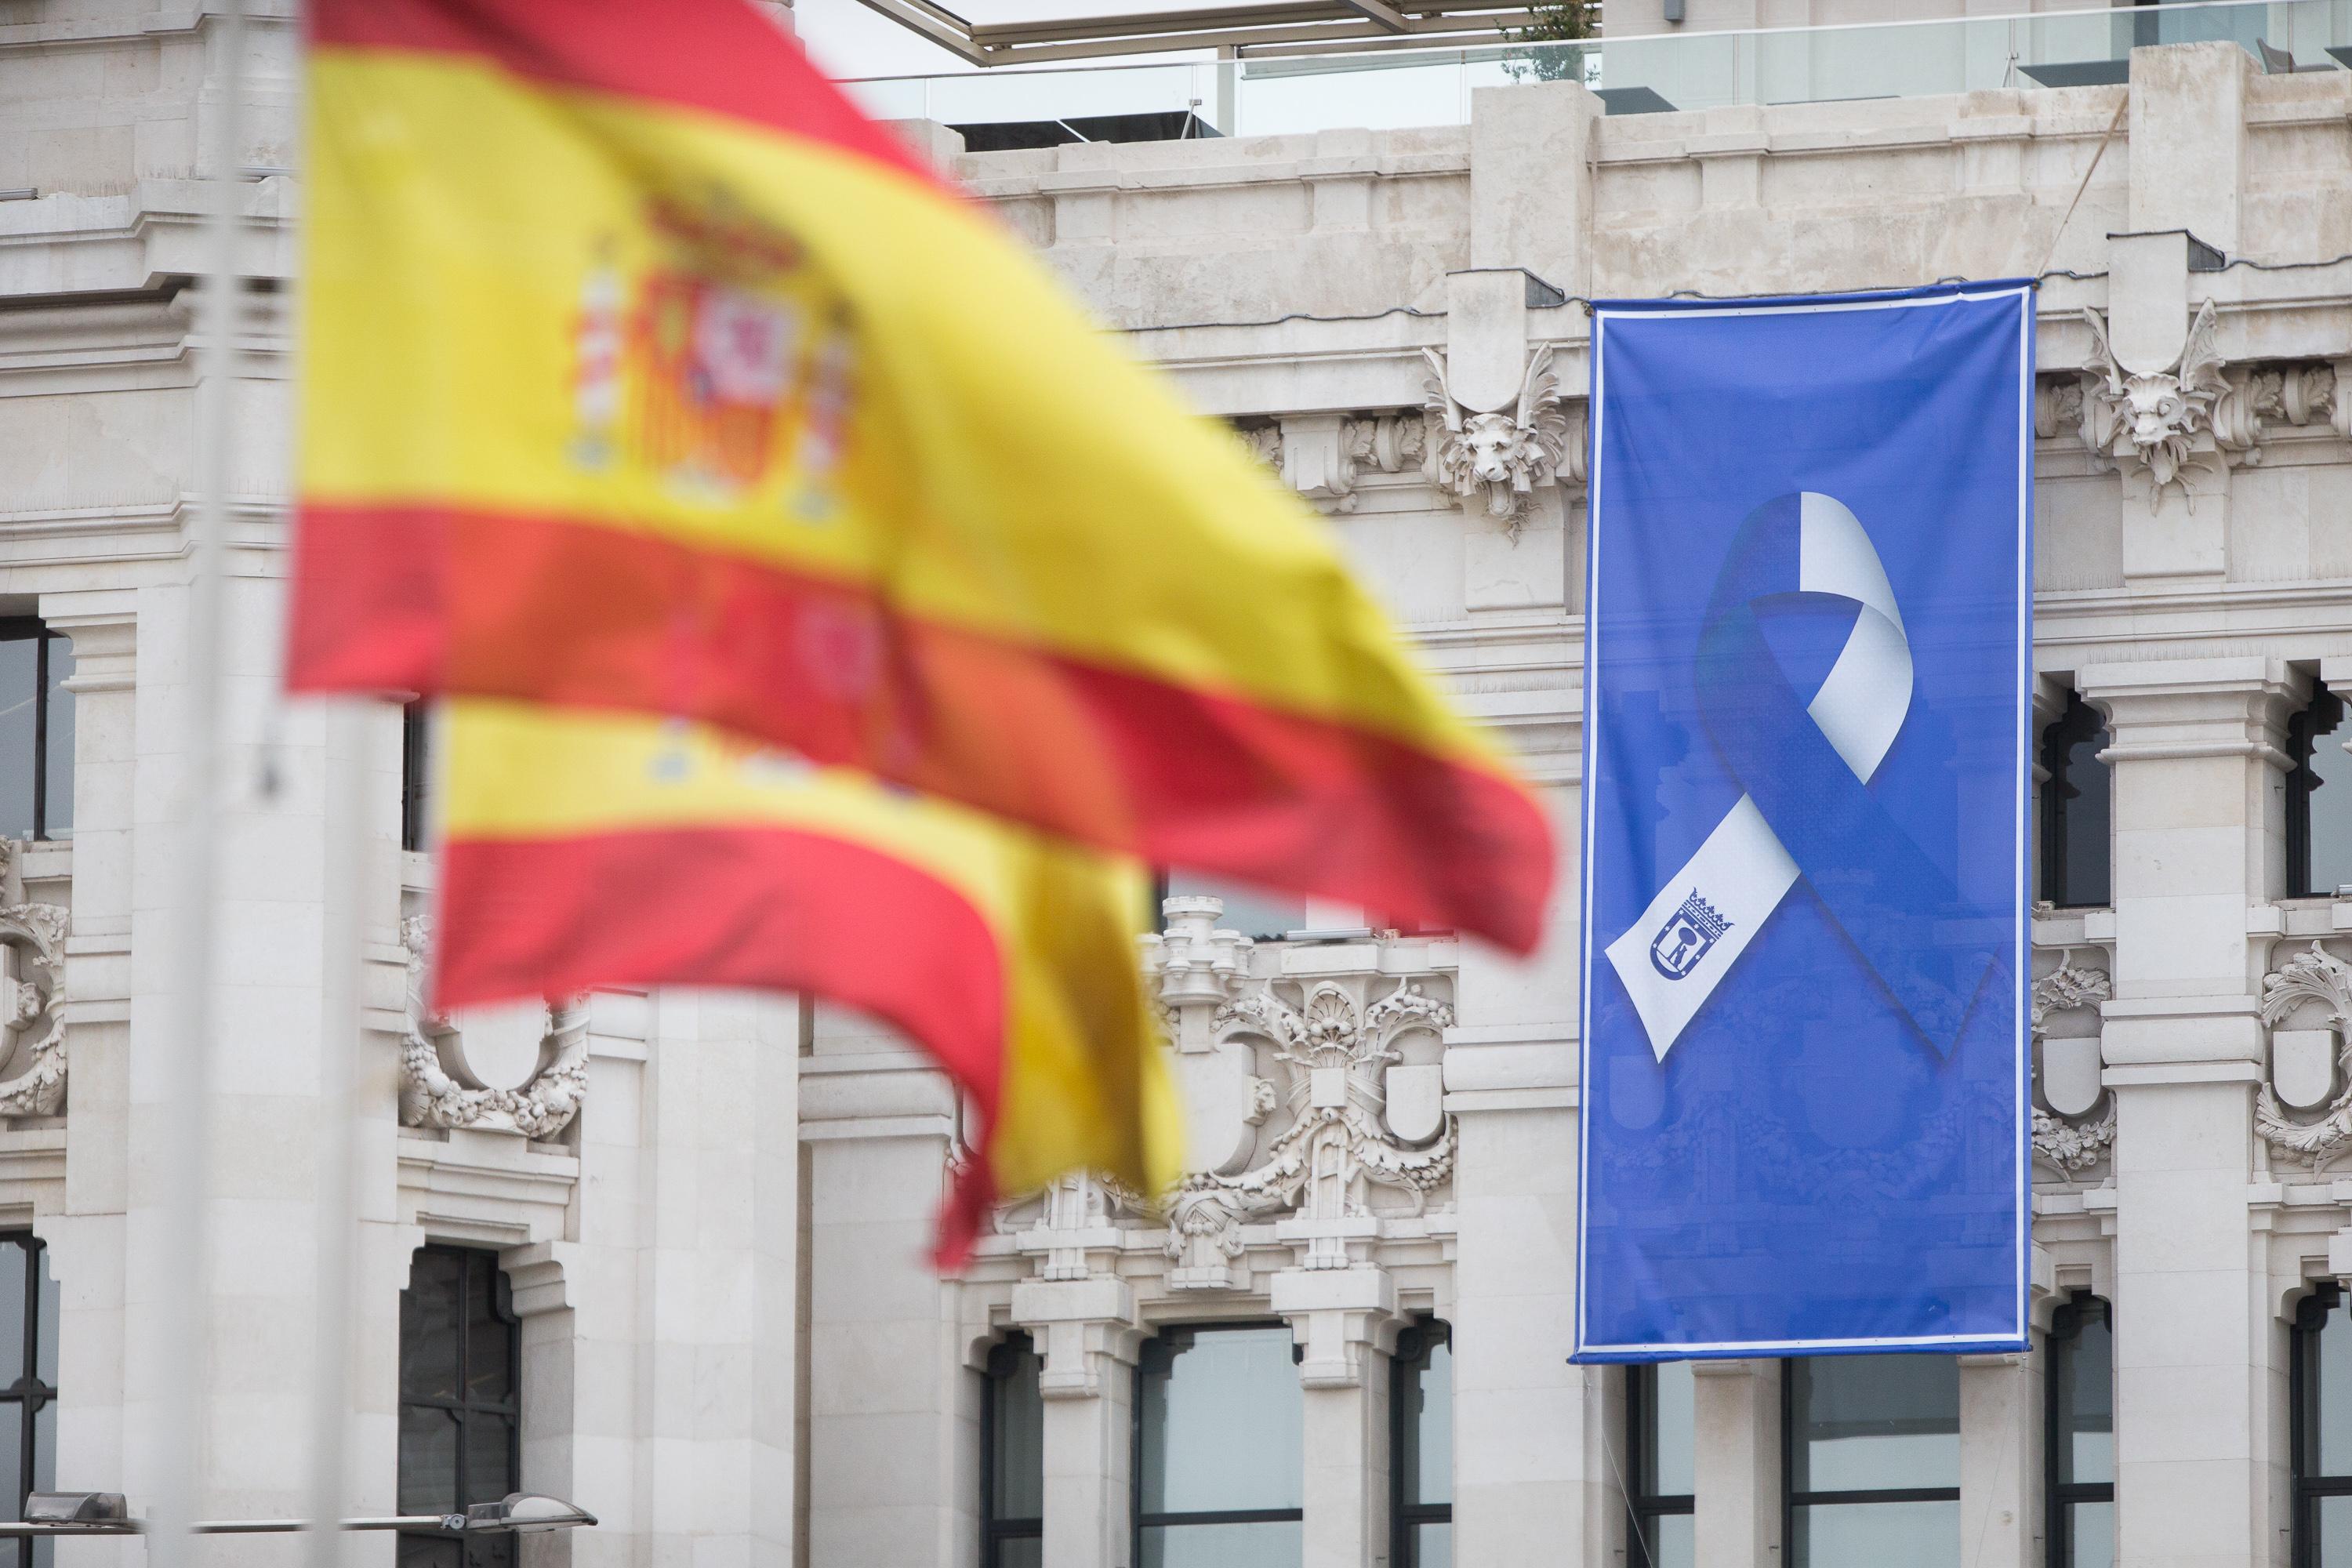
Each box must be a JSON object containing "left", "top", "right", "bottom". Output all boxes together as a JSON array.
[
  {"left": 434, "top": 699, "right": 1183, "bottom": 1265},
  {"left": 290, "top": 0, "right": 1558, "bottom": 953}
]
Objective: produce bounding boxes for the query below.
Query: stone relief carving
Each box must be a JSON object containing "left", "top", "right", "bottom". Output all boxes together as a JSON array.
[
  {"left": 2079, "top": 300, "right": 2256, "bottom": 505},
  {"left": 400, "top": 916, "right": 589, "bottom": 1140},
  {"left": 0, "top": 898, "right": 69, "bottom": 1119},
  {"left": 1010, "top": 1169, "right": 1147, "bottom": 1282},
  {"left": 1165, "top": 975, "right": 1454, "bottom": 1285},
  {"left": 2031, "top": 952, "right": 2114, "bottom": 1176},
  {"left": 2256, "top": 941, "right": 2352, "bottom": 1171},
  {"left": 1422, "top": 343, "right": 1581, "bottom": 536},
  {"left": 1231, "top": 412, "right": 1428, "bottom": 514}
]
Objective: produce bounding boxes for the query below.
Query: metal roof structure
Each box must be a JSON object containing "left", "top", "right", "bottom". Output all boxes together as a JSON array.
[{"left": 848, "top": 0, "right": 1566, "bottom": 64}]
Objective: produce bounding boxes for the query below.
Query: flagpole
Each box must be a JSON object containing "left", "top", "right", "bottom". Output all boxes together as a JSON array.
[{"left": 151, "top": 0, "right": 248, "bottom": 1558}]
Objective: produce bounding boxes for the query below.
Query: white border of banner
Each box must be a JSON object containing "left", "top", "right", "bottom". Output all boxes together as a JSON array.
[{"left": 1573, "top": 285, "right": 2035, "bottom": 1360}]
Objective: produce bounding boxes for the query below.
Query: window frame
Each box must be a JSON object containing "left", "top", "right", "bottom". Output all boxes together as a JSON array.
[
  {"left": 2294, "top": 1283, "right": 2352, "bottom": 1568},
  {"left": 397, "top": 1245, "right": 522, "bottom": 1566},
  {"left": 1780, "top": 1355, "right": 1963, "bottom": 1564},
  {"left": 2288, "top": 682, "right": 2348, "bottom": 899},
  {"left": 1627, "top": 1360, "right": 1694, "bottom": 1567},
  {"left": 0, "top": 1233, "right": 54, "bottom": 1568},
  {"left": 981, "top": 1333, "right": 1043, "bottom": 1568},
  {"left": 1130, "top": 1323, "right": 1305, "bottom": 1563},
  {"left": 1390, "top": 1319, "right": 1452, "bottom": 1568},
  {"left": 0, "top": 622, "right": 69, "bottom": 844},
  {"left": 401, "top": 699, "right": 432, "bottom": 855},
  {"left": 2044, "top": 1294, "right": 2114, "bottom": 1568},
  {"left": 2039, "top": 691, "right": 2112, "bottom": 909}
]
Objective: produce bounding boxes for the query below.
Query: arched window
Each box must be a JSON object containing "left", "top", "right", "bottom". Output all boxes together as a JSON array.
[
  {"left": 2289, "top": 684, "right": 2352, "bottom": 898},
  {"left": 2045, "top": 1295, "right": 2114, "bottom": 1567},
  {"left": 1784, "top": 1354, "right": 1959, "bottom": 1566},
  {"left": 0, "top": 625, "right": 72, "bottom": 844},
  {"left": 2041, "top": 692, "right": 2111, "bottom": 909},
  {"left": 398, "top": 1246, "right": 520, "bottom": 1567},
  {"left": 2293, "top": 1283, "right": 2352, "bottom": 1564},
  {"left": 982, "top": 1334, "right": 1044, "bottom": 1568},
  {"left": 1134, "top": 1325, "right": 1302, "bottom": 1564},
  {"left": 1628, "top": 1359, "right": 1695, "bottom": 1568},
  {"left": 1392, "top": 1321, "right": 1452, "bottom": 1566}
]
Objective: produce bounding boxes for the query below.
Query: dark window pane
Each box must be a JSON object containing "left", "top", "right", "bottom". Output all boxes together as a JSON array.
[
  {"left": 401, "top": 1254, "right": 462, "bottom": 1403},
  {"left": 1792, "top": 1499, "right": 1958, "bottom": 1567},
  {"left": 1410, "top": 1520, "right": 1453, "bottom": 1568},
  {"left": 402, "top": 702, "right": 431, "bottom": 853},
  {"left": 2309, "top": 691, "right": 2352, "bottom": 898},
  {"left": 2054, "top": 1308, "right": 2113, "bottom": 1486},
  {"left": 2067, "top": 1499, "right": 2114, "bottom": 1568},
  {"left": 397, "top": 1405, "right": 459, "bottom": 1515},
  {"left": 2042, "top": 695, "right": 2111, "bottom": 909},
  {"left": 993, "top": 1538, "right": 1042, "bottom": 1568},
  {"left": 31, "top": 1247, "right": 54, "bottom": 1392},
  {"left": 396, "top": 1536, "right": 463, "bottom": 1568},
  {"left": 0, "top": 641, "right": 37, "bottom": 844},
  {"left": 1791, "top": 1356, "right": 1959, "bottom": 1494},
  {"left": 1138, "top": 1327, "right": 1302, "bottom": 1515},
  {"left": 2319, "top": 1494, "right": 2352, "bottom": 1568},
  {"left": 989, "top": 1341, "right": 1044, "bottom": 1521},
  {"left": 1646, "top": 1513, "right": 1694, "bottom": 1568},
  {"left": 0, "top": 1408, "right": 18, "bottom": 1520},
  {"left": 1399, "top": 1336, "right": 1451, "bottom": 1507},
  {"left": 2319, "top": 1303, "right": 2352, "bottom": 1476},
  {"left": 463, "top": 1411, "right": 516, "bottom": 1508},
  {"left": 0, "top": 1242, "right": 25, "bottom": 1390},
  {"left": 460, "top": 1536, "right": 515, "bottom": 1568},
  {"left": 463, "top": 1265, "right": 514, "bottom": 1406},
  {"left": 1138, "top": 1519, "right": 1302, "bottom": 1568},
  {"left": 28, "top": 1399, "right": 48, "bottom": 1497},
  {"left": 1639, "top": 1360, "right": 1695, "bottom": 1498},
  {"left": 38, "top": 638, "right": 70, "bottom": 841}
]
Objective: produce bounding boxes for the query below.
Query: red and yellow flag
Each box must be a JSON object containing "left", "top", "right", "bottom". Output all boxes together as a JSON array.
[
  {"left": 434, "top": 699, "right": 1183, "bottom": 1263},
  {"left": 289, "top": 0, "right": 1557, "bottom": 953}
]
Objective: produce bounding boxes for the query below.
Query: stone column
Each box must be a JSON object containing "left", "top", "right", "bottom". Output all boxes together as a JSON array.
[
  {"left": 1959, "top": 1351, "right": 2039, "bottom": 1568},
  {"left": 1274, "top": 1267, "right": 1399, "bottom": 1568},
  {"left": 1690, "top": 1359, "right": 1779, "bottom": 1568},
  {"left": 1011, "top": 1276, "right": 1142, "bottom": 1568},
  {"left": 2078, "top": 656, "right": 2297, "bottom": 1568}
]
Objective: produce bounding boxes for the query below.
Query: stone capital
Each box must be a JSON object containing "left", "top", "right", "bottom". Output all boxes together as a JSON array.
[
  {"left": 1009, "top": 1276, "right": 1145, "bottom": 1399},
  {"left": 1271, "top": 1265, "right": 1401, "bottom": 1388},
  {"left": 2074, "top": 655, "right": 2303, "bottom": 771}
]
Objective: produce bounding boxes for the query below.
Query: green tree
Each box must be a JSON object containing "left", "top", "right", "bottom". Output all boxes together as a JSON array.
[{"left": 1503, "top": 0, "right": 1598, "bottom": 83}]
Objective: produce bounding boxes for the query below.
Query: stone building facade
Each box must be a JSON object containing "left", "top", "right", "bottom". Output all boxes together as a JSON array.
[{"left": 11, "top": 2, "right": 2352, "bottom": 1566}]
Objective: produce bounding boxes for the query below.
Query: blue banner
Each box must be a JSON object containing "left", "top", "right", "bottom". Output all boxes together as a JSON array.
[{"left": 1573, "top": 284, "right": 2033, "bottom": 1361}]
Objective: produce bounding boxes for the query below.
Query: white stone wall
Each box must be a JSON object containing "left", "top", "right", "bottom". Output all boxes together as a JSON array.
[{"left": 13, "top": 3, "right": 2352, "bottom": 1565}]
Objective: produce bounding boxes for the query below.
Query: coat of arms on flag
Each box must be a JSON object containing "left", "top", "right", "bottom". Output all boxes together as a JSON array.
[{"left": 1646, "top": 890, "right": 1729, "bottom": 981}]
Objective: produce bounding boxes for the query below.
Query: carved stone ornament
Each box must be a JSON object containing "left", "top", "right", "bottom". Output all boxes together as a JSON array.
[
  {"left": 1006, "top": 1169, "right": 1149, "bottom": 1282},
  {"left": 0, "top": 899, "right": 70, "bottom": 1118},
  {"left": 400, "top": 916, "right": 589, "bottom": 1139},
  {"left": 2255, "top": 942, "right": 2352, "bottom": 1171},
  {"left": 2080, "top": 300, "right": 2256, "bottom": 507},
  {"left": 1165, "top": 976, "right": 1454, "bottom": 1286},
  {"left": 2031, "top": 952, "right": 2114, "bottom": 1176},
  {"left": 1232, "top": 413, "right": 1428, "bottom": 514},
  {"left": 1422, "top": 344, "right": 1581, "bottom": 537}
]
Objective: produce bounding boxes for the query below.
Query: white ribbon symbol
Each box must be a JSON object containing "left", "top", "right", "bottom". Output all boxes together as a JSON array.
[{"left": 1605, "top": 493, "right": 1914, "bottom": 1061}]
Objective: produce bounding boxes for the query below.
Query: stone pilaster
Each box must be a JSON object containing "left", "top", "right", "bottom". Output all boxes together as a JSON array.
[
  {"left": 1008, "top": 1276, "right": 1143, "bottom": 1568},
  {"left": 1272, "top": 1266, "right": 1399, "bottom": 1568},
  {"left": 2076, "top": 656, "right": 2299, "bottom": 1568},
  {"left": 1690, "top": 1359, "right": 1779, "bottom": 1568},
  {"left": 1959, "top": 1351, "right": 2040, "bottom": 1568}
]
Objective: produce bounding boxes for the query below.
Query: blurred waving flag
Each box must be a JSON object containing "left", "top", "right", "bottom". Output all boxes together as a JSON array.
[
  {"left": 434, "top": 699, "right": 1183, "bottom": 1265},
  {"left": 287, "top": 0, "right": 1555, "bottom": 953}
]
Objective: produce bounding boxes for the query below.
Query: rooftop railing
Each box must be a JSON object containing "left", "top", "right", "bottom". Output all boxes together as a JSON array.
[{"left": 840, "top": 0, "right": 2352, "bottom": 144}]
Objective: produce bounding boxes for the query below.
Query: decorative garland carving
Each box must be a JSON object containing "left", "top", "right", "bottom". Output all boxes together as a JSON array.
[
  {"left": 2031, "top": 951, "right": 2114, "bottom": 1176},
  {"left": 2256, "top": 942, "right": 2352, "bottom": 1171},
  {"left": 0, "top": 902, "right": 69, "bottom": 1118},
  {"left": 1165, "top": 977, "right": 1454, "bottom": 1281},
  {"left": 399, "top": 916, "right": 589, "bottom": 1139}
]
